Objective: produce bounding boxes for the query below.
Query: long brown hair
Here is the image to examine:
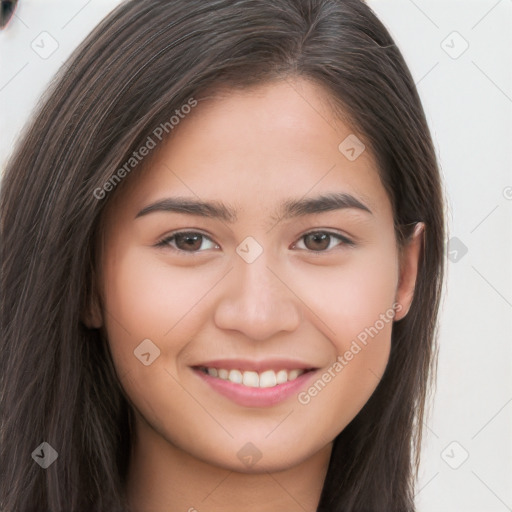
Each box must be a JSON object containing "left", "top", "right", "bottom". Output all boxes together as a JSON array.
[{"left": 0, "top": 0, "right": 445, "bottom": 510}]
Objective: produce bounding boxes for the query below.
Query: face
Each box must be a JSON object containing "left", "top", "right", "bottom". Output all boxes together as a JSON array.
[{"left": 87, "top": 77, "right": 422, "bottom": 473}]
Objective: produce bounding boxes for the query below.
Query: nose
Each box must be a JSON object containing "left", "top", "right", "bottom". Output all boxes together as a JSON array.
[{"left": 213, "top": 250, "right": 302, "bottom": 341}]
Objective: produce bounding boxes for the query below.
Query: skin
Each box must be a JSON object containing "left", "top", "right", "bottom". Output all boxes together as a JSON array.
[{"left": 84, "top": 77, "right": 423, "bottom": 511}]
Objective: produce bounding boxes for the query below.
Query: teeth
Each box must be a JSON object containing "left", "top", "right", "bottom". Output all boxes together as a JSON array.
[
  {"left": 259, "top": 370, "right": 277, "bottom": 388},
  {"left": 242, "top": 371, "right": 259, "bottom": 387},
  {"left": 228, "top": 369, "right": 243, "bottom": 384},
  {"left": 276, "top": 370, "right": 288, "bottom": 384},
  {"left": 203, "top": 367, "right": 307, "bottom": 388},
  {"left": 218, "top": 368, "right": 229, "bottom": 380},
  {"left": 288, "top": 369, "right": 301, "bottom": 381}
]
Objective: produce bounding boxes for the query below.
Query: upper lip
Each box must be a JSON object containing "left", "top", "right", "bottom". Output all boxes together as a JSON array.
[{"left": 192, "top": 358, "right": 318, "bottom": 372}]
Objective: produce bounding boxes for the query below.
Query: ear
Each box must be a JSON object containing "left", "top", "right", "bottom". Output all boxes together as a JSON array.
[
  {"left": 81, "top": 267, "right": 104, "bottom": 329},
  {"left": 394, "top": 222, "right": 424, "bottom": 321}
]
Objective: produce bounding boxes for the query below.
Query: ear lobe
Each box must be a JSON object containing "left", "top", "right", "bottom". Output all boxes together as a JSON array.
[{"left": 394, "top": 222, "right": 425, "bottom": 321}]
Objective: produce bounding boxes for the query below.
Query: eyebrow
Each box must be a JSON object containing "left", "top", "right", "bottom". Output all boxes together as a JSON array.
[{"left": 135, "top": 192, "right": 373, "bottom": 222}]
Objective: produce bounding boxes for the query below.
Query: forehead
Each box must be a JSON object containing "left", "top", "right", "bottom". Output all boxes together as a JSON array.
[{"left": 107, "top": 78, "right": 391, "bottom": 223}]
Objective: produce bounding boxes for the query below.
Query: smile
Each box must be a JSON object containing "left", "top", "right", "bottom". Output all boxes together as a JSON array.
[
  {"left": 197, "top": 366, "right": 310, "bottom": 388},
  {"left": 192, "top": 363, "right": 318, "bottom": 407}
]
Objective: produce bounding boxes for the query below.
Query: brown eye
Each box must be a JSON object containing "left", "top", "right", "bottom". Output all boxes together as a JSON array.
[
  {"left": 174, "top": 233, "right": 203, "bottom": 251},
  {"left": 294, "top": 231, "right": 354, "bottom": 252},
  {"left": 156, "top": 231, "right": 219, "bottom": 254},
  {"left": 304, "top": 232, "right": 330, "bottom": 251}
]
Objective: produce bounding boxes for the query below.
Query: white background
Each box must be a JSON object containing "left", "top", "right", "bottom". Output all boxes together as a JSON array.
[{"left": 1, "top": 1, "right": 511, "bottom": 510}]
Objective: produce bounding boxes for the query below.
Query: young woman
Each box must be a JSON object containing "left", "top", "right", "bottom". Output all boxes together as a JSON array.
[{"left": 0, "top": 0, "right": 445, "bottom": 510}]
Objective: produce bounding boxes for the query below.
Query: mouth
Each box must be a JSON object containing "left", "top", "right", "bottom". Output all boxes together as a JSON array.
[
  {"left": 194, "top": 366, "right": 315, "bottom": 388},
  {"left": 191, "top": 361, "right": 319, "bottom": 407}
]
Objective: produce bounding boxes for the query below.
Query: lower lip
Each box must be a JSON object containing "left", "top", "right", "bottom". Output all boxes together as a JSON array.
[{"left": 193, "top": 368, "right": 317, "bottom": 407}]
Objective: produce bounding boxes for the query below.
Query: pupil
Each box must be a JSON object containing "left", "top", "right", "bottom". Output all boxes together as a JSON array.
[
  {"left": 307, "top": 233, "right": 329, "bottom": 251},
  {"left": 178, "top": 233, "right": 201, "bottom": 250}
]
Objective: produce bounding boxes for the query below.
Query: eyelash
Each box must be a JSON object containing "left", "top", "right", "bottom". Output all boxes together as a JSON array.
[{"left": 155, "top": 230, "right": 355, "bottom": 255}]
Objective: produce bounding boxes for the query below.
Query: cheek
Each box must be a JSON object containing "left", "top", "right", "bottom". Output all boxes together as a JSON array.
[
  {"left": 100, "top": 247, "right": 215, "bottom": 434},
  {"left": 291, "top": 243, "right": 399, "bottom": 347},
  {"left": 290, "top": 246, "right": 398, "bottom": 422},
  {"left": 101, "top": 246, "right": 211, "bottom": 371}
]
